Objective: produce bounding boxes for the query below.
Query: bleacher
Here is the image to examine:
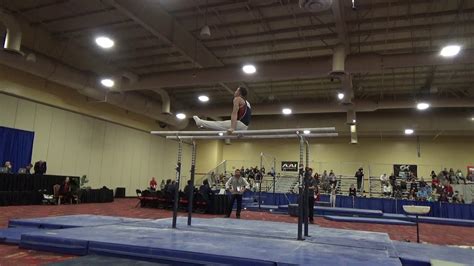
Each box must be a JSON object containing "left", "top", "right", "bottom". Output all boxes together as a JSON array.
[{"left": 271, "top": 174, "right": 299, "bottom": 193}]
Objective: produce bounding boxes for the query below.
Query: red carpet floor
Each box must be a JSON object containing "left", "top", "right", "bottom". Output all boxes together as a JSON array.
[{"left": 0, "top": 198, "right": 473, "bottom": 265}]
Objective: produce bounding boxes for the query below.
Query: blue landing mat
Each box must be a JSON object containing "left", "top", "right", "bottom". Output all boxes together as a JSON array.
[
  {"left": 128, "top": 217, "right": 399, "bottom": 257},
  {"left": 20, "top": 217, "right": 401, "bottom": 266},
  {"left": 0, "top": 227, "right": 43, "bottom": 244},
  {"left": 383, "top": 213, "right": 474, "bottom": 227},
  {"left": 277, "top": 205, "right": 384, "bottom": 216},
  {"left": 9, "top": 215, "right": 150, "bottom": 229},
  {"left": 393, "top": 241, "right": 474, "bottom": 266},
  {"left": 324, "top": 215, "right": 416, "bottom": 225}
]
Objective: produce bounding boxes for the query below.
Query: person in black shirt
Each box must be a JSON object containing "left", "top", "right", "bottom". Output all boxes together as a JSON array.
[
  {"left": 183, "top": 180, "right": 194, "bottom": 199},
  {"left": 349, "top": 184, "right": 357, "bottom": 197},
  {"left": 34, "top": 160, "right": 47, "bottom": 175},
  {"left": 355, "top": 168, "right": 364, "bottom": 192},
  {"left": 304, "top": 168, "right": 316, "bottom": 223}
]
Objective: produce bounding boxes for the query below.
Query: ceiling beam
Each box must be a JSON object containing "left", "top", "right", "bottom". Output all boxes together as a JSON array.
[
  {"left": 331, "top": 0, "right": 349, "bottom": 52},
  {"left": 120, "top": 50, "right": 474, "bottom": 90},
  {"left": 105, "top": 0, "right": 223, "bottom": 68}
]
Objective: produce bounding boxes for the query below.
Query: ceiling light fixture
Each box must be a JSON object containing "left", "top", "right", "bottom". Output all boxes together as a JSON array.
[
  {"left": 440, "top": 45, "right": 461, "bottom": 57},
  {"left": 404, "top": 129, "right": 414, "bottom": 135},
  {"left": 176, "top": 113, "right": 186, "bottom": 120},
  {"left": 95, "top": 36, "right": 115, "bottom": 49},
  {"left": 198, "top": 95, "right": 209, "bottom": 102},
  {"left": 337, "top": 93, "right": 345, "bottom": 100},
  {"left": 100, "top": 78, "right": 115, "bottom": 88},
  {"left": 416, "top": 102, "right": 430, "bottom": 110},
  {"left": 282, "top": 108, "right": 292, "bottom": 115},
  {"left": 242, "top": 64, "right": 256, "bottom": 74},
  {"left": 303, "top": 130, "right": 311, "bottom": 134},
  {"left": 218, "top": 132, "right": 224, "bottom": 136}
]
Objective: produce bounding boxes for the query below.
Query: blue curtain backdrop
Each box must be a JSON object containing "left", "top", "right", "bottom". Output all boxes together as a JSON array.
[{"left": 0, "top": 126, "right": 35, "bottom": 173}]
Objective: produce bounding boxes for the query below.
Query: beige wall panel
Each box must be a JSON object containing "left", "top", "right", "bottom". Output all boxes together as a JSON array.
[
  {"left": 31, "top": 104, "right": 54, "bottom": 163},
  {"left": 45, "top": 108, "right": 68, "bottom": 175},
  {"left": 0, "top": 93, "right": 17, "bottom": 127},
  {"left": 14, "top": 99, "right": 36, "bottom": 131}
]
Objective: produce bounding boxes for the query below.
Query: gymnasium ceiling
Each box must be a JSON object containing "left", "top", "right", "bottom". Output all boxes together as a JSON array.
[{"left": 0, "top": 0, "right": 473, "bottom": 130}]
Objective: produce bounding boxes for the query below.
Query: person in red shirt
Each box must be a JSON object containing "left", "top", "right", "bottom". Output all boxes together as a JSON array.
[
  {"left": 431, "top": 176, "right": 440, "bottom": 189},
  {"left": 149, "top": 177, "right": 157, "bottom": 191},
  {"left": 444, "top": 183, "right": 454, "bottom": 197}
]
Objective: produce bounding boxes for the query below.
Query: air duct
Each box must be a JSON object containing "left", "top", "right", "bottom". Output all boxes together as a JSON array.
[
  {"left": 0, "top": 9, "right": 23, "bottom": 55},
  {"left": 153, "top": 89, "right": 171, "bottom": 115},
  {"left": 331, "top": 44, "right": 346, "bottom": 76},
  {"left": 0, "top": 50, "right": 186, "bottom": 129}
]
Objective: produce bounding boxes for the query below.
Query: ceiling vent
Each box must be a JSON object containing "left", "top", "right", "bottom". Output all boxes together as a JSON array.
[{"left": 299, "top": 0, "right": 333, "bottom": 12}]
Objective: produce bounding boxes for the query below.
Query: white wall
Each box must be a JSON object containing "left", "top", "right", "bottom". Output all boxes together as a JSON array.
[{"left": 0, "top": 93, "right": 191, "bottom": 196}]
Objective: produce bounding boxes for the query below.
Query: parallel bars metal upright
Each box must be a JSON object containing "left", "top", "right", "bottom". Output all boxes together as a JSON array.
[
  {"left": 297, "top": 134, "right": 305, "bottom": 240},
  {"left": 172, "top": 139, "right": 183, "bottom": 228},
  {"left": 187, "top": 141, "right": 197, "bottom": 226}
]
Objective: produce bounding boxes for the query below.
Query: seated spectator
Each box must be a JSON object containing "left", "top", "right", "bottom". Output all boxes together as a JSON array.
[
  {"left": 313, "top": 172, "right": 320, "bottom": 186},
  {"left": 443, "top": 183, "right": 454, "bottom": 197},
  {"left": 419, "top": 177, "right": 427, "bottom": 188},
  {"left": 163, "top": 179, "right": 171, "bottom": 192},
  {"left": 34, "top": 160, "right": 47, "bottom": 175},
  {"left": 149, "top": 177, "right": 157, "bottom": 191},
  {"left": 167, "top": 180, "right": 177, "bottom": 198},
  {"left": 321, "top": 170, "right": 328, "bottom": 183},
  {"left": 59, "top": 177, "right": 73, "bottom": 203},
  {"left": 3, "top": 161, "right": 13, "bottom": 174},
  {"left": 160, "top": 180, "right": 165, "bottom": 190},
  {"left": 456, "top": 169, "right": 467, "bottom": 184},
  {"left": 349, "top": 184, "right": 357, "bottom": 197},
  {"left": 417, "top": 185, "right": 431, "bottom": 201},
  {"left": 393, "top": 185, "right": 403, "bottom": 198},
  {"left": 431, "top": 175, "right": 440, "bottom": 189},
  {"left": 382, "top": 183, "right": 392, "bottom": 197},
  {"left": 430, "top": 170, "right": 437, "bottom": 179},
  {"left": 408, "top": 188, "right": 418, "bottom": 201},
  {"left": 410, "top": 181, "right": 418, "bottom": 191},
  {"left": 25, "top": 163, "right": 33, "bottom": 174},
  {"left": 438, "top": 192, "right": 449, "bottom": 202},
  {"left": 452, "top": 191, "right": 465, "bottom": 204},
  {"left": 448, "top": 168, "right": 457, "bottom": 184},
  {"left": 199, "top": 179, "right": 214, "bottom": 201}
]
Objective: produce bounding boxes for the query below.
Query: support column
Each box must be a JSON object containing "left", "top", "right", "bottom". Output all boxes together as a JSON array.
[
  {"left": 297, "top": 134, "right": 305, "bottom": 240},
  {"left": 304, "top": 140, "right": 310, "bottom": 237}
]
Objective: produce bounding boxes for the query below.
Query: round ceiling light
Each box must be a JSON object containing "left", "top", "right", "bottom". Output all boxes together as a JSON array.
[
  {"left": 198, "top": 95, "right": 209, "bottom": 102},
  {"left": 337, "top": 93, "right": 345, "bottom": 100},
  {"left": 100, "top": 78, "right": 115, "bottom": 88},
  {"left": 404, "top": 129, "right": 414, "bottom": 135},
  {"left": 416, "top": 102, "right": 430, "bottom": 110},
  {"left": 282, "top": 108, "right": 292, "bottom": 115},
  {"left": 176, "top": 113, "right": 186, "bottom": 120},
  {"left": 95, "top": 36, "right": 115, "bottom": 49},
  {"left": 242, "top": 64, "right": 256, "bottom": 74},
  {"left": 440, "top": 45, "right": 461, "bottom": 57}
]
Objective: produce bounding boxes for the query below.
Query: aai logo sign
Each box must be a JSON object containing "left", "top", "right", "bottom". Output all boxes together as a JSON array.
[{"left": 281, "top": 161, "right": 298, "bottom": 172}]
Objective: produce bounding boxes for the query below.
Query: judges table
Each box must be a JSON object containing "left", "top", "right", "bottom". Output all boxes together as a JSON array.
[{"left": 0, "top": 173, "right": 113, "bottom": 206}]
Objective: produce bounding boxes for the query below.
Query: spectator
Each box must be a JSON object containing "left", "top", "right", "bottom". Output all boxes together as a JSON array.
[
  {"left": 430, "top": 170, "right": 437, "bottom": 179},
  {"left": 355, "top": 167, "right": 364, "bottom": 192},
  {"left": 448, "top": 168, "right": 456, "bottom": 184},
  {"left": 304, "top": 168, "right": 316, "bottom": 223},
  {"left": 438, "top": 192, "right": 449, "bottom": 202},
  {"left": 25, "top": 163, "right": 33, "bottom": 174},
  {"left": 321, "top": 170, "right": 328, "bottom": 183},
  {"left": 349, "top": 184, "right": 357, "bottom": 197},
  {"left": 167, "top": 180, "right": 177, "bottom": 197},
  {"left": 210, "top": 171, "right": 216, "bottom": 185},
  {"left": 313, "top": 172, "right": 320, "bottom": 186},
  {"left": 452, "top": 191, "right": 464, "bottom": 204},
  {"left": 419, "top": 177, "right": 427, "bottom": 188},
  {"left": 184, "top": 180, "right": 194, "bottom": 199},
  {"left": 59, "top": 177, "right": 73, "bottom": 203},
  {"left": 431, "top": 175, "right": 440, "bottom": 189},
  {"left": 468, "top": 172, "right": 474, "bottom": 182},
  {"left": 382, "top": 183, "right": 392, "bottom": 197},
  {"left": 240, "top": 166, "right": 245, "bottom": 177},
  {"left": 149, "top": 177, "right": 157, "bottom": 191},
  {"left": 199, "top": 179, "right": 214, "bottom": 202},
  {"left": 393, "top": 185, "right": 403, "bottom": 198},
  {"left": 3, "top": 161, "right": 13, "bottom": 174},
  {"left": 329, "top": 170, "right": 337, "bottom": 187},
  {"left": 456, "top": 169, "right": 466, "bottom": 184},
  {"left": 329, "top": 185, "right": 337, "bottom": 208},
  {"left": 408, "top": 188, "right": 418, "bottom": 201},
  {"left": 443, "top": 183, "right": 454, "bottom": 197},
  {"left": 34, "top": 160, "right": 47, "bottom": 175},
  {"left": 160, "top": 180, "right": 165, "bottom": 190},
  {"left": 163, "top": 179, "right": 171, "bottom": 192},
  {"left": 380, "top": 173, "right": 388, "bottom": 185},
  {"left": 389, "top": 173, "right": 397, "bottom": 188},
  {"left": 225, "top": 169, "right": 250, "bottom": 219}
]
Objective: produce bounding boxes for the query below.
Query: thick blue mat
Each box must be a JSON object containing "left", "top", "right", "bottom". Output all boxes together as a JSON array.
[
  {"left": 323, "top": 215, "right": 416, "bottom": 225},
  {"left": 9, "top": 215, "right": 149, "bottom": 229},
  {"left": 393, "top": 241, "right": 474, "bottom": 266},
  {"left": 19, "top": 217, "right": 401, "bottom": 265},
  {"left": 277, "top": 205, "right": 384, "bottom": 216},
  {"left": 0, "top": 227, "right": 44, "bottom": 244},
  {"left": 383, "top": 213, "right": 474, "bottom": 227}
]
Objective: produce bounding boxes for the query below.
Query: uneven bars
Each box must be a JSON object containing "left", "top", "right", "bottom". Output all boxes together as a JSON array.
[
  {"left": 165, "top": 133, "right": 338, "bottom": 140},
  {"left": 152, "top": 127, "right": 336, "bottom": 136}
]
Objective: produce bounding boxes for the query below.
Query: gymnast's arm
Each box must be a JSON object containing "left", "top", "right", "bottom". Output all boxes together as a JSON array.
[
  {"left": 229, "top": 98, "right": 241, "bottom": 133},
  {"left": 242, "top": 177, "right": 250, "bottom": 190}
]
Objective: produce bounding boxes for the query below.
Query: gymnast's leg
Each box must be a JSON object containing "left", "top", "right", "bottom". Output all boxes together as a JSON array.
[{"left": 193, "top": 116, "right": 248, "bottom": 131}]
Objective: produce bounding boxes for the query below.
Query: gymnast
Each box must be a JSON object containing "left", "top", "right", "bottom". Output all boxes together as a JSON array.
[{"left": 193, "top": 86, "right": 251, "bottom": 134}]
